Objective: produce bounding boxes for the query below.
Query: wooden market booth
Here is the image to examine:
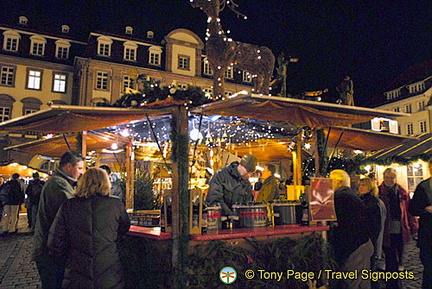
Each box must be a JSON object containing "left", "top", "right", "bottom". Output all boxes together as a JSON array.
[{"left": 0, "top": 96, "right": 415, "bottom": 288}]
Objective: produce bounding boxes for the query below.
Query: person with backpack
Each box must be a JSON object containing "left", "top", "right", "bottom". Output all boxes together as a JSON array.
[{"left": 26, "top": 172, "right": 45, "bottom": 232}]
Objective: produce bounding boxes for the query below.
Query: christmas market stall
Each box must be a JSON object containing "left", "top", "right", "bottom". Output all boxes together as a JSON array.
[{"left": 0, "top": 96, "right": 414, "bottom": 289}]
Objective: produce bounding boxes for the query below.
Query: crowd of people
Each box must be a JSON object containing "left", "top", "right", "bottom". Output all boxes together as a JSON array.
[
  {"left": 205, "top": 154, "right": 431, "bottom": 289},
  {"left": 1, "top": 151, "right": 130, "bottom": 289},
  {"left": 0, "top": 151, "right": 431, "bottom": 289}
]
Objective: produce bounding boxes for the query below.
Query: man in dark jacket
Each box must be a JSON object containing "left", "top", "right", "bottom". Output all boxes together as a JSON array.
[
  {"left": 26, "top": 172, "right": 45, "bottom": 232},
  {"left": 329, "top": 169, "right": 373, "bottom": 289},
  {"left": 206, "top": 154, "right": 257, "bottom": 215},
  {"left": 1, "top": 173, "right": 24, "bottom": 234},
  {"left": 408, "top": 158, "right": 432, "bottom": 289},
  {"left": 32, "top": 151, "right": 84, "bottom": 289}
]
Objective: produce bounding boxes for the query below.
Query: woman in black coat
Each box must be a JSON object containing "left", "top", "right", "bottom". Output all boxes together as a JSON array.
[
  {"left": 358, "top": 177, "right": 383, "bottom": 273},
  {"left": 48, "top": 167, "right": 130, "bottom": 289}
]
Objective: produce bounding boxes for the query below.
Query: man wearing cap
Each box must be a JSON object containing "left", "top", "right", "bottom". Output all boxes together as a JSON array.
[{"left": 206, "top": 154, "right": 257, "bottom": 215}]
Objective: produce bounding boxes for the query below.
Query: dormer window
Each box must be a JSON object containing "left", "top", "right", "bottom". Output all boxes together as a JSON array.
[
  {"left": 147, "top": 31, "right": 154, "bottom": 39},
  {"left": 19, "top": 16, "right": 28, "bottom": 25},
  {"left": 3, "top": 30, "right": 20, "bottom": 52},
  {"left": 125, "top": 26, "right": 133, "bottom": 35},
  {"left": 148, "top": 46, "right": 162, "bottom": 66},
  {"left": 61, "top": 25, "right": 70, "bottom": 34},
  {"left": 97, "top": 36, "right": 113, "bottom": 57},
  {"left": 55, "top": 39, "right": 71, "bottom": 59},
  {"left": 30, "top": 35, "right": 47, "bottom": 56},
  {"left": 123, "top": 41, "right": 137, "bottom": 61}
]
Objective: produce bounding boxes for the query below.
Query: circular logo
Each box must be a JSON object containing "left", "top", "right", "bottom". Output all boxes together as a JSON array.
[{"left": 219, "top": 266, "right": 237, "bottom": 284}]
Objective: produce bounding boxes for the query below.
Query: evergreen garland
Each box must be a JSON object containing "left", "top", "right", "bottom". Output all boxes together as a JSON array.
[{"left": 113, "top": 78, "right": 212, "bottom": 108}]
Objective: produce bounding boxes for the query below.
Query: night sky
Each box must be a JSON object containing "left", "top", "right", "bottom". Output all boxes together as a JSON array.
[{"left": 1, "top": 0, "right": 431, "bottom": 106}]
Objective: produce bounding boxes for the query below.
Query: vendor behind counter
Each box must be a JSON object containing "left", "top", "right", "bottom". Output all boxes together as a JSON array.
[{"left": 205, "top": 154, "right": 257, "bottom": 215}]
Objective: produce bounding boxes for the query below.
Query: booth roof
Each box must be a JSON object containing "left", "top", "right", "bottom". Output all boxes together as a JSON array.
[
  {"left": 4, "top": 131, "right": 130, "bottom": 158},
  {"left": 366, "top": 132, "right": 432, "bottom": 162},
  {"left": 0, "top": 105, "right": 171, "bottom": 134},
  {"left": 324, "top": 126, "right": 418, "bottom": 151},
  {"left": 193, "top": 94, "right": 409, "bottom": 128}
]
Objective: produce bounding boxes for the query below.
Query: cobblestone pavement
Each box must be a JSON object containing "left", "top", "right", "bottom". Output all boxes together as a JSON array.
[
  {"left": 0, "top": 214, "right": 41, "bottom": 289},
  {"left": 0, "top": 214, "right": 425, "bottom": 288}
]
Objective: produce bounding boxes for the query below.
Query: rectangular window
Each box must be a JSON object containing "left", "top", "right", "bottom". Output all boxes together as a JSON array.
[
  {"left": 418, "top": 101, "right": 425, "bottom": 111},
  {"left": 0, "top": 65, "right": 15, "bottom": 86},
  {"left": 177, "top": 84, "right": 187, "bottom": 90},
  {"left": 406, "top": 123, "right": 414, "bottom": 135},
  {"left": 31, "top": 42, "right": 44, "bottom": 56},
  {"left": 407, "top": 164, "right": 424, "bottom": 193},
  {"left": 419, "top": 120, "right": 427, "bottom": 133},
  {"left": 242, "top": 71, "right": 252, "bottom": 82},
  {"left": 27, "top": 69, "right": 42, "bottom": 90},
  {"left": 149, "top": 52, "right": 161, "bottom": 66},
  {"left": 56, "top": 46, "right": 69, "bottom": 59},
  {"left": 204, "top": 88, "right": 213, "bottom": 98},
  {"left": 405, "top": 104, "right": 412, "bottom": 113},
  {"left": 5, "top": 38, "right": 18, "bottom": 51},
  {"left": 178, "top": 55, "right": 190, "bottom": 70},
  {"left": 123, "top": 76, "right": 133, "bottom": 92},
  {"left": 124, "top": 48, "right": 136, "bottom": 61},
  {"left": 52, "top": 73, "right": 67, "bottom": 93},
  {"left": 96, "top": 72, "right": 109, "bottom": 90},
  {"left": 24, "top": 108, "right": 37, "bottom": 115},
  {"left": 394, "top": 107, "right": 400, "bottom": 112},
  {"left": 225, "top": 67, "right": 233, "bottom": 79},
  {"left": 0, "top": 107, "right": 11, "bottom": 122},
  {"left": 203, "top": 60, "right": 212, "bottom": 75},
  {"left": 98, "top": 43, "right": 110, "bottom": 56}
]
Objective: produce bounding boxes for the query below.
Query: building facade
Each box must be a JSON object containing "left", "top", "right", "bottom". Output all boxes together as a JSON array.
[
  {"left": 0, "top": 16, "right": 256, "bottom": 166},
  {"left": 369, "top": 60, "right": 432, "bottom": 193},
  {"left": 372, "top": 60, "right": 432, "bottom": 136}
]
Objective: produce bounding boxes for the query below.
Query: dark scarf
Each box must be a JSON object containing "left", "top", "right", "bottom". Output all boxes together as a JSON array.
[{"left": 385, "top": 184, "right": 401, "bottom": 221}]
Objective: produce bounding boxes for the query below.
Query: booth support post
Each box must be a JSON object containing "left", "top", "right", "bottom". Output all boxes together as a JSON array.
[{"left": 171, "top": 105, "right": 190, "bottom": 289}]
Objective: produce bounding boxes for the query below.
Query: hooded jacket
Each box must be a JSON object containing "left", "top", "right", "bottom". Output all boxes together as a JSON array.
[{"left": 48, "top": 195, "right": 130, "bottom": 289}]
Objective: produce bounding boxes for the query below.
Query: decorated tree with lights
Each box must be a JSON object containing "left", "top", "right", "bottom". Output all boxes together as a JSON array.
[{"left": 191, "top": 0, "right": 275, "bottom": 99}]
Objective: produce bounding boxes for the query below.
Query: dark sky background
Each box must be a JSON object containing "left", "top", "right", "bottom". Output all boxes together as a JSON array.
[{"left": 1, "top": 0, "right": 431, "bottom": 106}]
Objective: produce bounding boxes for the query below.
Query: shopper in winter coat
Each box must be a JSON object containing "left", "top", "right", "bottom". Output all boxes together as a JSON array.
[
  {"left": 378, "top": 167, "right": 418, "bottom": 289},
  {"left": 48, "top": 167, "right": 130, "bottom": 289},
  {"left": 25, "top": 172, "right": 45, "bottom": 232},
  {"left": 1, "top": 173, "right": 25, "bottom": 234},
  {"left": 33, "top": 151, "right": 84, "bottom": 289},
  {"left": 329, "top": 170, "right": 373, "bottom": 289},
  {"left": 408, "top": 158, "right": 432, "bottom": 289}
]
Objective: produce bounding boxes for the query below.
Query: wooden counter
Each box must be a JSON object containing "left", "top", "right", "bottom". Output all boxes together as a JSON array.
[
  {"left": 127, "top": 224, "right": 328, "bottom": 241},
  {"left": 127, "top": 225, "right": 172, "bottom": 240},
  {"left": 190, "top": 224, "right": 329, "bottom": 241}
]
